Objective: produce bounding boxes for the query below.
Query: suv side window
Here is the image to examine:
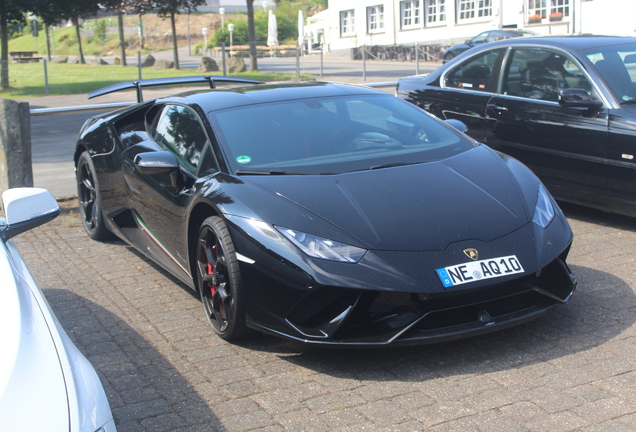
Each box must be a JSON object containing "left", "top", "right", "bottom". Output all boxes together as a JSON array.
[
  {"left": 503, "top": 48, "right": 593, "bottom": 102},
  {"left": 444, "top": 48, "right": 505, "bottom": 92},
  {"left": 152, "top": 104, "right": 214, "bottom": 175}
]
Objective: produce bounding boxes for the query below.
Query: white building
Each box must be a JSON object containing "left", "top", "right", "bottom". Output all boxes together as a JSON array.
[{"left": 307, "top": 0, "right": 636, "bottom": 58}]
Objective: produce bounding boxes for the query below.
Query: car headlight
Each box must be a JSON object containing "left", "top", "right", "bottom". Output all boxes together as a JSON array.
[
  {"left": 532, "top": 184, "right": 556, "bottom": 228},
  {"left": 275, "top": 226, "right": 366, "bottom": 263}
]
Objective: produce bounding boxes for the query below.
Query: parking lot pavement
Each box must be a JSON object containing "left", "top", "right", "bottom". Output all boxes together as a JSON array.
[{"left": 15, "top": 199, "right": 636, "bottom": 432}]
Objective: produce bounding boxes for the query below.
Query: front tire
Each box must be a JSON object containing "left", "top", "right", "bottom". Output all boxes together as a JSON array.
[
  {"left": 196, "top": 216, "right": 250, "bottom": 340},
  {"left": 77, "top": 151, "right": 112, "bottom": 240}
]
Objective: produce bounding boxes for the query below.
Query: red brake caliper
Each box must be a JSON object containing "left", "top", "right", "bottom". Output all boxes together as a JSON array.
[{"left": 207, "top": 262, "right": 216, "bottom": 296}]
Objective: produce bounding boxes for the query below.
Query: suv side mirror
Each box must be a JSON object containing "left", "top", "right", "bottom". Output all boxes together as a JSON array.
[
  {"left": 559, "top": 88, "right": 603, "bottom": 109},
  {"left": 1, "top": 188, "right": 60, "bottom": 240}
]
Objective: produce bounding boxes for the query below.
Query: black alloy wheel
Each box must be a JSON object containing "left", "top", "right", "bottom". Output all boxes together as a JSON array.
[
  {"left": 197, "top": 216, "right": 250, "bottom": 340},
  {"left": 77, "top": 151, "right": 111, "bottom": 240}
]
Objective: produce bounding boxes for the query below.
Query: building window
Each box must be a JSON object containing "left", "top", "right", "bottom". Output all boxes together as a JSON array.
[
  {"left": 527, "top": 0, "right": 569, "bottom": 22},
  {"left": 528, "top": 0, "right": 547, "bottom": 19},
  {"left": 458, "top": 0, "right": 492, "bottom": 21},
  {"left": 401, "top": 1, "right": 421, "bottom": 29},
  {"left": 551, "top": 0, "right": 570, "bottom": 16},
  {"left": 426, "top": 0, "right": 446, "bottom": 24},
  {"left": 340, "top": 9, "right": 355, "bottom": 36},
  {"left": 367, "top": 5, "right": 385, "bottom": 33}
]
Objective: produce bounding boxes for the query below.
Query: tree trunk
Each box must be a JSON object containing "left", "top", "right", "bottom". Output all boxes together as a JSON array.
[
  {"left": 171, "top": 11, "right": 179, "bottom": 70},
  {"left": 72, "top": 15, "right": 85, "bottom": 64},
  {"left": 0, "top": 4, "right": 9, "bottom": 90},
  {"left": 247, "top": 0, "right": 257, "bottom": 71},
  {"left": 138, "top": 13, "right": 144, "bottom": 49},
  {"left": 45, "top": 25, "right": 51, "bottom": 61},
  {"left": 118, "top": 12, "right": 127, "bottom": 66}
]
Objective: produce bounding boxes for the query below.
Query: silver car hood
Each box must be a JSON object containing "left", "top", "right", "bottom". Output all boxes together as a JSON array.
[
  {"left": 0, "top": 241, "right": 116, "bottom": 432},
  {"left": 0, "top": 243, "right": 70, "bottom": 430}
]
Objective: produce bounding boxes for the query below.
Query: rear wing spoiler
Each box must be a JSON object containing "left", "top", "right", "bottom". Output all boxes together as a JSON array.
[{"left": 88, "top": 76, "right": 263, "bottom": 103}]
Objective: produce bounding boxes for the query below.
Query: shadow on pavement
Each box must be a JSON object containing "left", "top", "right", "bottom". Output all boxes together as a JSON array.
[
  {"left": 44, "top": 289, "right": 227, "bottom": 432},
  {"left": 271, "top": 263, "right": 634, "bottom": 382},
  {"left": 560, "top": 201, "right": 636, "bottom": 233}
]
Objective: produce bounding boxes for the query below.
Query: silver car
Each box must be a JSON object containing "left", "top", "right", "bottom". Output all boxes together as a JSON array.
[{"left": 0, "top": 188, "right": 116, "bottom": 432}]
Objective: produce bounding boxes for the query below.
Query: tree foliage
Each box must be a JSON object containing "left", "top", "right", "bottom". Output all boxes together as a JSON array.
[
  {"left": 1, "top": 0, "right": 43, "bottom": 88},
  {"left": 274, "top": 0, "right": 326, "bottom": 17},
  {"left": 213, "top": 10, "right": 295, "bottom": 46},
  {"left": 153, "top": 0, "right": 206, "bottom": 69},
  {"left": 30, "top": 0, "right": 106, "bottom": 64}
]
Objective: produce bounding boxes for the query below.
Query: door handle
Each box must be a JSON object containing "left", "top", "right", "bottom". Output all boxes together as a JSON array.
[{"left": 486, "top": 104, "right": 508, "bottom": 115}]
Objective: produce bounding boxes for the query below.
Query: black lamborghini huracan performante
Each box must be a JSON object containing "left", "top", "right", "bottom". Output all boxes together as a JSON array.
[{"left": 75, "top": 77, "right": 576, "bottom": 346}]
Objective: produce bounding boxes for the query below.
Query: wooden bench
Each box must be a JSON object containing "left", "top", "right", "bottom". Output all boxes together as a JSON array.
[{"left": 10, "top": 51, "right": 42, "bottom": 63}]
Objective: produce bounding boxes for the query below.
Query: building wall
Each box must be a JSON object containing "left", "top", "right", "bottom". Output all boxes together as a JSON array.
[
  {"left": 579, "top": 0, "right": 636, "bottom": 36},
  {"left": 307, "top": 0, "right": 635, "bottom": 58},
  {"left": 317, "top": 0, "right": 525, "bottom": 56}
]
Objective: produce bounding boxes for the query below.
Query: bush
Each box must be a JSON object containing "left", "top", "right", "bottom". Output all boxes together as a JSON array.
[{"left": 91, "top": 19, "right": 108, "bottom": 44}]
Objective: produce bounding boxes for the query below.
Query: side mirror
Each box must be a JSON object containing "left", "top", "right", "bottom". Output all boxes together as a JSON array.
[
  {"left": 558, "top": 88, "right": 603, "bottom": 109},
  {"left": 134, "top": 151, "right": 181, "bottom": 189},
  {"left": 444, "top": 119, "right": 469, "bottom": 133},
  {"left": 1, "top": 188, "right": 60, "bottom": 240}
]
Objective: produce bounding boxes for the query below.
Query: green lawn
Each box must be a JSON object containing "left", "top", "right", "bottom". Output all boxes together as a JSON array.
[
  {"left": 0, "top": 62, "right": 309, "bottom": 98},
  {"left": 9, "top": 25, "right": 107, "bottom": 57}
]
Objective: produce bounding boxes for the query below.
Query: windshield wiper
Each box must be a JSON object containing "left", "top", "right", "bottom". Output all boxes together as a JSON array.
[
  {"left": 620, "top": 99, "right": 636, "bottom": 105},
  {"left": 356, "top": 161, "right": 423, "bottom": 172},
  {"left": 235, "top": 169, "right": 289, "bottom": 175}
]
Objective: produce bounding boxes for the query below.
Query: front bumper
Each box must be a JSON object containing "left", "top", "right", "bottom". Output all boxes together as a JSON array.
[
  {"left": 248, "top": 254, "right": 575, "bottom": 346},
  {"left": 229, "top": 215, "right": 575, "bottom": 346}
]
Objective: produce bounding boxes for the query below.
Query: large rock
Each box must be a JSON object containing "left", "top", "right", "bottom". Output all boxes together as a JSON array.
[
  {"left": 114, "top": 57, "right": 121, "bottom": 65},
  {"left": 152, "top": 59, "right": 174, "bottom": 69},
  {"left": 90, "top": 57, "right": 108, "bottom": 65},
  {"left": 198, "top": 57, "right": 219, "bottom": 72},
  {"left": 227, "top": 57, "right": 246, "bottom": 73},
  {"left": 140, "top": 54, "right": 155, "bottom": 67},
  {"left": 52, "top": 55, "right": 68, "bottom": 63},
  {"left": 0, "top": 98, "right": 33, "bottom": 195}
]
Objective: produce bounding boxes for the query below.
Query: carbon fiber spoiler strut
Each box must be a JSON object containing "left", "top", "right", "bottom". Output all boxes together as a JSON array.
[{"left": 88, "top": 76, "right": 263, "bottom": 103}]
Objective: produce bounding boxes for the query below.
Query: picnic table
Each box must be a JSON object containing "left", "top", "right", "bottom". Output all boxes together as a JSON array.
[{"left": 10, "top": 51, "right": 42, "bottom": 63}]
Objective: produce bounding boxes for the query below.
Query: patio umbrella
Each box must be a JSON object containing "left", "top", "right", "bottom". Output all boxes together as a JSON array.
[
  {"left": 267, "top": 10, "right": 278, "bottom": 48},
  {"left": 298, "top": 10, "right": 305, "bottom": 46}
]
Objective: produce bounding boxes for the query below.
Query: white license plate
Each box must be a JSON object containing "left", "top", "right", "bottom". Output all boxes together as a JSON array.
[{"left": 436, "top": 255, "right": 524, "bottom": 288}]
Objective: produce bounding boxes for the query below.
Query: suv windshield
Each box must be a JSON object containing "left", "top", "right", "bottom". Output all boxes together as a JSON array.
[{"left": 209, "top": 94, "right": 473, "bottom": 175}]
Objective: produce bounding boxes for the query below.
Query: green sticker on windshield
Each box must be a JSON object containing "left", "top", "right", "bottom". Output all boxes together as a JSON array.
[{"left": 236, "top": 155, "right": 252, "bottom": 164}]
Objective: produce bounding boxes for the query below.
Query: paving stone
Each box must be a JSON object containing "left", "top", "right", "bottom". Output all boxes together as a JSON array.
[
  {"left": 219, "top": 410, "right": 275, "bottom": 432},
  {"left": 357, "top": 399, "right": 412, "bottom": 426},
  {"left": 412, "top": 401, "right": 476, "bottom": 427},
  {"left": 273, "top": 408, "right": 330, "bottom": 431},
  {"left": 304, "top": 391, "right": 366, "bottom": 414},
  {"left": 499, "top": 401, "right": 546, "bottom": 424},
  {"left": 524, "top": 410, "right": 590, "bottom": 432},
  {"left": 319, "top": 406, "right": 369, "bottom": 428},
  {"left": 572, "top": 397, "right": 636, "bottom": 423},
  {"left": 251, "top": 389, "right": 304, "bottom": 414}
]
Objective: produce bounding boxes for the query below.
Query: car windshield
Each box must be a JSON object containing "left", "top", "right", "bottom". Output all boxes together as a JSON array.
[
  {"left": 583, "top": 43, "right": 636, "bottom": 102},
  {"left": 209, "top": 94, "right": 473, "bottom": 175}
]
